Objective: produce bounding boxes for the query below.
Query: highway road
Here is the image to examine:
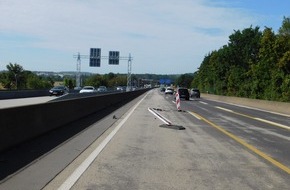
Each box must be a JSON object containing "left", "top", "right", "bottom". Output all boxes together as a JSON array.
[
  {"left": 0, "top": 89, "right": 289, "bottom": 189},
  {"left": 0, "top": 96, "right": 57, "bottom": 109}
]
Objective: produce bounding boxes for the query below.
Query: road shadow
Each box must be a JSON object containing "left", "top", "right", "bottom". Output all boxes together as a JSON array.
[{"left": 0, "top": 100, "right": 129, "bottom": 181}]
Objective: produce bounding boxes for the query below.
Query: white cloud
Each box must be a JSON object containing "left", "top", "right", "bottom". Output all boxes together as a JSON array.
[{"left": 0, "top": 0, "right": 261, "bottom": 74}]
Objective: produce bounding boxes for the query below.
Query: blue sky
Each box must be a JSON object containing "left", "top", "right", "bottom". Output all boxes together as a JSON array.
[{"left": 0, "top": 0, "right": 289, "bottom": 74}]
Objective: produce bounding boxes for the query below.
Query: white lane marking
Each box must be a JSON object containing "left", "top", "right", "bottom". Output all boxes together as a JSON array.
[
  {"left": 204, "top": 99, "right": 290, "bottom": 117},
  {"left": 255, "top": 118, "right": 290, "bottom": 130},
  {"left": 148, "top": 108, "right": 172, "bottom": 125},
  {"left": 215, "top": 106, "right": 233, "bottom": 112},
  {"left": 199, "top": 101, "right": 208, "bottom": 105},
  {"left": 58, "top": 91, "right": 150, "bottom": 190},
  {"left": 216, "top": 106, "right": 289, "bottom": 130},
  {"left": 187, "top": 111, "right": 201, "bottom": 120}
]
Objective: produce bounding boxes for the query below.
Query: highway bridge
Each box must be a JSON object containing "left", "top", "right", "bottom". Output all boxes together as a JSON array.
[{"left": 0, "top": 89, "right": 289, "bottom": 189}]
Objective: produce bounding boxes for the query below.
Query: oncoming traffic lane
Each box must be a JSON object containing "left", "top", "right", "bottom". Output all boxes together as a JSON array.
[{"left": 0, "top": 96, "right": 57, "bottom": 109}]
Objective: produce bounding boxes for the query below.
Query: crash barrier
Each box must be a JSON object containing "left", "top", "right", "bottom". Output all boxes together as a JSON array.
[
  {"left": 0, "top": 88, "right": 118, "bottom": 100},
  {"left": 0, "top": 89, "right": 150, "bottom": 152},
  {"left": 49, "top": 90, "right": 123, "bottom": 102},
  {"left": 201, "top": 93, "right": 290, "bottom": 115}
]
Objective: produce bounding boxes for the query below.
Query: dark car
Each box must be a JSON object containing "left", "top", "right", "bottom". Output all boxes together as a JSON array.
[
  {"left": 160, "top": 87, "right": 165, "bottom": 92},
  {"left": 177, "top": 88, "right": 189, "bottom": 100},
  {"left": 97, "top": 86, "right": 107, "bottom": 92},
  {"left": 190, "top": 88, "right": 200, "bottom": 98},
  {"left": 49, "top": 86, "right": 69, "bottom": 96}
]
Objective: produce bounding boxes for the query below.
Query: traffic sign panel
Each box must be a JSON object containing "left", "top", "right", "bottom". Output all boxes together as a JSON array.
[
  {"left": 90, "top": 48, "right": 101, "bottom": 67},
  {"left": 108, "top": 51, "right": 119, "bottom": 65}
]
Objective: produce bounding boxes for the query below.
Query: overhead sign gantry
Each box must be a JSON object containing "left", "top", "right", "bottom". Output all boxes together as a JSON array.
[{"left": 74, "top": 48, "right": 133, "bottom": 91}]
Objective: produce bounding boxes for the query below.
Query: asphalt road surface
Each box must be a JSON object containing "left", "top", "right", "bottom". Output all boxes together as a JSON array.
[
  {"left": 0, "top": 89, "right": 289, "bottom": 190},
  {"left": 0, "top": 96, "right": 56, "bottom": 109}
]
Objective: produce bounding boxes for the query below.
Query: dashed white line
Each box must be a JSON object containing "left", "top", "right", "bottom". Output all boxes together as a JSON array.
[
  {"left": 204, "top": 98, "right": 290, "bottom": 117},
  {"left": 215, "top": 106, "right": 289, "bottom": 130},
  {"left": 199, "top": 101, "right": 208, "bottom": 105},
  {"left": 255, "top": 118, "right": 290, "bottom": 130},
  {"left": 215, "top": 106, "right": 233, "bottom": 112}
]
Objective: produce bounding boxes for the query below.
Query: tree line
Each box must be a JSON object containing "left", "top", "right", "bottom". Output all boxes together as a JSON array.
[
  {"left": 191, "top": 17, "right": 290, "bottom": 102},
  {"left": 0, "top": 63, "right": 179, "bottom": 90},
  {"left": 0, "top": 64, "right": 129, "bottom": 90},
  {"left": 0, "top": 63, "right": 54, "bottom": 90}
]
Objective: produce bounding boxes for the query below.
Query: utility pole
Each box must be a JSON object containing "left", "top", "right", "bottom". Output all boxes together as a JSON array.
[
  {"left": 73, "top": 52, "right": 88, "bottom": 88},
  {"left": 126, "top": 53, "right": 132, "bottom": 91}
]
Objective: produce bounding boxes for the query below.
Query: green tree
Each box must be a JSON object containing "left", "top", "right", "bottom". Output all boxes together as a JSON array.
[
  {"left": 26, "top": 74, "right": 53, "bottom": 89},
  {"left": 175, "top": 74, "right": 194, "bottom": 88},
  {"left": 108, "top": 75, "right": 127, "bottom": 87},
  {"left": 104, "top": 72, "right": 116, "bottom": 81},
  {"left": 6, "top": 63, "right": 24, "bottom": 89},
  {"left": 191, "top": 53, "right": 212, "bottom": 93},
  {"left": 277, "top": 17, "right": 290, "bottom": 74},
  {"left": 0, "top": 72, "right": 11, "bottom": 89},
  {"left": 191, "top": 17, "right": 290, "bottom": 102},
  {"left": 84, "top": 74, "right": 107, "bottom": 87},
  {"left": 279, "top": 16, "right": 290, "bottom": 36},
  {"left": 64, "top": 78, "right": 75, "bottom": 89},
  {"left": 0, "top": 63, "right": 54, "bottom": 90},
  {"left": 249, "top": 27, "right": 276, "bottom": 99},
  {"left": 228, "top": 26, "right": 261, "bottom": 69}
]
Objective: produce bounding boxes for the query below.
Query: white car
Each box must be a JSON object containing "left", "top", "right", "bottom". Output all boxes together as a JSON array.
[
  {"left": 79, "top": 86, "right": 97, "bottom": 93},
  {"left": 116, "top": 86, "right": 125, "bottom": 91},
  {"left": 165, "top": 87, "right": 174, "bottom": 94}
]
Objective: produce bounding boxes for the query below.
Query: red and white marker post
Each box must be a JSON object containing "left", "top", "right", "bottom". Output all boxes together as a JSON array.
[{"left": 175, "top": 91, "right": 181, "bottom": 111}]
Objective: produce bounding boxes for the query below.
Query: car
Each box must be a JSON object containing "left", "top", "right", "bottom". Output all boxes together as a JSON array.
[
  {"left": 165, "top": 87, "right": 174, "bottom": 94},
  {"left": 160, "top": 87, "right": 166, "bottom": 92},
  {"left": 176, "top": 88, "right": 189, "bottom": 100},
  {"left": 49, "top": 85, "right": 69, "bottom": 96},
  {"left": 79, "top": 86, "right": 97, "bottom": 93},
  {"left": 97, "top": 86, "right": 107, "bottom": 92},
  {"left": 190, "top": 88, "right": 200, "bottom": 98},
  {"left": 73, "top": 86, "right": 82, "bottom": 91},
  {"left": 116, "top": 86, "right": 125, "bottom": 91}
]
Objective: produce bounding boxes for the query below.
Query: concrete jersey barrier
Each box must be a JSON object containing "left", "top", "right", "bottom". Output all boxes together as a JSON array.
[{"left": 0, "top": 89, "right": 149, "bottom": 152}]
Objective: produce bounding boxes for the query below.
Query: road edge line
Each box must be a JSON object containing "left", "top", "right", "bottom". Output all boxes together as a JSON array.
[{"left": 58, "top": 91, "right": 150, "bottom": 190}]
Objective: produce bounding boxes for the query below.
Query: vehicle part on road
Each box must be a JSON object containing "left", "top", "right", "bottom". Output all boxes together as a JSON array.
[
  {"left": 148, "top": 107, "right": 172, "bottom": 126},
  {"left": 159, "top": 124, "right": 185, "bottom": 130}
]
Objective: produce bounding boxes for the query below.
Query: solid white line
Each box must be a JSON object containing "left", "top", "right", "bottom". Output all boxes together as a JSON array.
[
  {"left": 255, "top": 118, "right": 290, "bottom": 130},
  {"left": 58, "top": 92, "right": 150, "bottom": 190},
  {"left": 215, "top": 106, "right": 233, "bottom": 112}
]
